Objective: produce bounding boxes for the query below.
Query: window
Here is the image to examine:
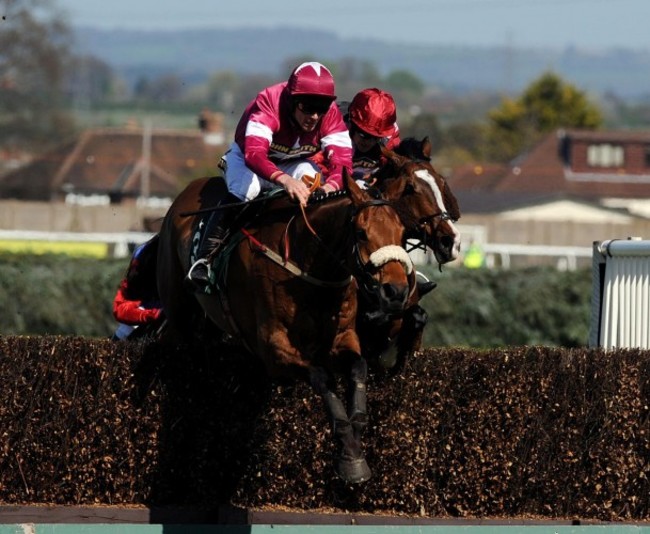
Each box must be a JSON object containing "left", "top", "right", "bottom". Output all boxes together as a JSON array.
[{"left": 587, "top": 144, "right": 624, "bottom": 168}]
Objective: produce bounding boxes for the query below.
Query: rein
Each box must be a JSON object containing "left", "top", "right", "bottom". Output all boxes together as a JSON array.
[{"left": 240, "top": 227, "right": 352, "bottom": 288}]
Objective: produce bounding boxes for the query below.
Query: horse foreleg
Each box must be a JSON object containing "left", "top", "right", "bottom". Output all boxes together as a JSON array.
[
  {"left": 346, "top": 357, "right": 368, "bottom": 445},
  {"left": 388, "top": 304, "right": 428, "bottom": 377},
  {"left": 309, "top": 366, "right": 371, "bottom": 484}
]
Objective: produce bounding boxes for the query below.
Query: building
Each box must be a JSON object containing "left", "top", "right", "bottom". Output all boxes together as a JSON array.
[
  {"left": 448, "top": 129, "right": 650, "bottom": 267},
  {"left": 0, "top": 123, "right": 226, "bottom": 233}
]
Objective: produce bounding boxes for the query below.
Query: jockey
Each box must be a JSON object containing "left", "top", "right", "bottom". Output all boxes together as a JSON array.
[
  {"left": 111, "top": 236, "right": 163, "bottom": 340},
  {"left": 185, "top": 61, "right": 353, "bottom": 293},
  {"left": 312, "top": 87, "right": 400, "bottom": 188},
  {"left": 346, "top": 88, "right": 401, "bottom": 186},
  {"left": 344, "top": 90, "right": 438, "bottom": 299}
]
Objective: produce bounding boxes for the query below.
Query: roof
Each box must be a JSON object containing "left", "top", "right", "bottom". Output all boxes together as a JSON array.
[
  {"left": 0, "top": 127, "right": 225, "bottom": 201},
  {"left": 447, "top": 129, "right": 650, "bottom": 215}
]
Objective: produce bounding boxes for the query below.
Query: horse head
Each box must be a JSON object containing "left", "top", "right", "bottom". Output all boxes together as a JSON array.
[
  {"left": 378, "top": 138, "right": 461, "bottom": 265},
  {"left": 342, "top": 170, "right": 413, "bottom": 322}
]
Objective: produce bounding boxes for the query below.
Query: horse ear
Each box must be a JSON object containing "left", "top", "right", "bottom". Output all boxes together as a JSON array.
[
  {"left": 421, "top": 137, "right": 433, "bottom": 159},
  {"left": 380, "top": 145, "right": 409, "bottom": 169},
  {"left": 344, "top": 167, "right": 370, "bottom": 205}
]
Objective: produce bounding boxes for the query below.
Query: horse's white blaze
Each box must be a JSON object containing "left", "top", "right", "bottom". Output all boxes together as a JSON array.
[
  {"left": 414, "top": 169, "right": 461, "bottom": 257},
  {"left": 369, "top": 245, "right": 413, "bottom": 275}
]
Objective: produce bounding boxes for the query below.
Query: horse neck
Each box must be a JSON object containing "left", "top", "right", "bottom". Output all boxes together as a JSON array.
[{"left": 292, "top": 196, "right": 354, "bottom": 273}]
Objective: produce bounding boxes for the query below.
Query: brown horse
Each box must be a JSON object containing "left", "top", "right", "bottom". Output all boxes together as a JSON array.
[
  {"left": 156, "top": 171, "right": 412, "bottom": 483},
  {"left": 357, "top": 139, "right": 462, "bottom": 371}
]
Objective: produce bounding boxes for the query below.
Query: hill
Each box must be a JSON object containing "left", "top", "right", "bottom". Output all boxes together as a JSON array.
[{"left": 73, "top": 26, "right": 650, "bottom": 99}]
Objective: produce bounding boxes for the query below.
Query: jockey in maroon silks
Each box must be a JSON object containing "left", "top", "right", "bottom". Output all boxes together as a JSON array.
[{"left": 185, "top": 61, "right": 353, "bottom": 293}]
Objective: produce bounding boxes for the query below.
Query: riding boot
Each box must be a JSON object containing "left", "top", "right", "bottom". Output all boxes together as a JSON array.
[{"left": 185, "top": 192, "right": 241, "bottom": 293}]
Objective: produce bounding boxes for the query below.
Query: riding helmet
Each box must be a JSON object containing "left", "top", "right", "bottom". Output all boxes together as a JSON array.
[
  {"left": 349, "top": 88, "right": 397, "bottom": 138},
  {"left": 287, "top": 62, "right": 336, "bottom": 101}
]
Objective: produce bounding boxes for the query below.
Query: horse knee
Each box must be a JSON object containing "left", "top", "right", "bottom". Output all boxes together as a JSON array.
[{"left": 349, "top": 357, "right": 368, "bottom": 383}]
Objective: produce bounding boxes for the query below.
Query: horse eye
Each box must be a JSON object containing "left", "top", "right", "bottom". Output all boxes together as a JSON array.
[
  {"left": 356, "top": 228, "right": 368, "bottom": 242},
  {"left": 404, "top": 183, "right": 415, "bottom": 195}
]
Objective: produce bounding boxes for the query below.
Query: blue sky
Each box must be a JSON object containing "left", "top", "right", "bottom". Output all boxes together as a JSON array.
[{"left": 56, "top": 0, "right": 649, "bottom": 51}]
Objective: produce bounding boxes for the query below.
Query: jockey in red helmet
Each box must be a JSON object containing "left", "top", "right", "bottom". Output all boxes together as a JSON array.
[
  {"left": 185, "top": 61, "right": 353, "bottom": 293},
  {"left": 311, "top": 88, "right": 400, "bottom": 189},
  {"left": 346, "top": 88, "right": 401, "bottom": 186}
]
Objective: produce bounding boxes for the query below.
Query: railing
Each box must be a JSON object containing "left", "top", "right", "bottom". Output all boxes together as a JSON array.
[
  {"left": 590, "top": 237, "right": 650, "bottom": 349},
  {"left": 0, "top": 230, "right": 155, "bottom": 258},
  {"left": 409, "top": 241, "right": 592, "bottom": 270},
  {"left": 0, "top": 230, "right": 595, "bottom": 268}
]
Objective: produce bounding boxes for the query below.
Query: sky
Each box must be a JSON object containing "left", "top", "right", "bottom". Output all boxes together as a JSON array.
[{"left": 55, "top": 0, "right": 650, "bottom": 51}]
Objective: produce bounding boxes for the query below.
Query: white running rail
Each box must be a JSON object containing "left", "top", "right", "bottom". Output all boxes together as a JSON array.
[{"left": 0, "top": 230, "right": 155, "bottom": 258}]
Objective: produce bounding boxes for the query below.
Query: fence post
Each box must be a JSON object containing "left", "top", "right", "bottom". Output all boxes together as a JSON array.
[{"left": 591, "top": 237, "right": 650, "bottom": 349}]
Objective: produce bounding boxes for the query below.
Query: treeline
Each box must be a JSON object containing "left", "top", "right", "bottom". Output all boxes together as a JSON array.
[
  {"left": 5, "top": 0, "right": 650, "bottom": 173},
  {"left": 0, "top": 254, "right": 592, "bottom": 348}
]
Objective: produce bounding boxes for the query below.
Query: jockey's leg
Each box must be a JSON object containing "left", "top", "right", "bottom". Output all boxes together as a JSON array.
[{"left": 185, "top": 191, "right": 241, "bottom": 293}]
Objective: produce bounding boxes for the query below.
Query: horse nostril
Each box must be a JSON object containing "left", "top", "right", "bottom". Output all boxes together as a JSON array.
[
  {"left": 440, "top": 235, "right": 454, "bottom": 252},
  {"left": 382, "top": 283, "right": 408, "bottom": 304}
]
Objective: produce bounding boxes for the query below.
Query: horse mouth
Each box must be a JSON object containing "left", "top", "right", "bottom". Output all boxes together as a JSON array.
[
  {"left": 432, "top": 235, "right": 461, "bottom": 264},
  {"left": 361, "top": 282, "right": 408, "bottom": 326}
]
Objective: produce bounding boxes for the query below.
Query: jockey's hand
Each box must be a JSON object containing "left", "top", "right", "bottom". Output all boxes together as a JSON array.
[{"left": 276, "top": 174, "right": 310, "bottom": 207}]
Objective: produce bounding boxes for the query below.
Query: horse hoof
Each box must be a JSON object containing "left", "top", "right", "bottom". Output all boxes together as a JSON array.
[{"left": 336, "top": 457, "right": 372, "bottom": 484}]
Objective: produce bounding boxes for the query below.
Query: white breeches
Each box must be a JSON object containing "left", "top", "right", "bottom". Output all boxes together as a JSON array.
[{"left": 223, "top": 142, "right": 321, "bottom": 201}]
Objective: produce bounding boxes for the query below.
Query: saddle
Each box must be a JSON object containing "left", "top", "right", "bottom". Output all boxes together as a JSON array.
[{"left": 190, "top": 178, "right": 289, "bottom": 292}]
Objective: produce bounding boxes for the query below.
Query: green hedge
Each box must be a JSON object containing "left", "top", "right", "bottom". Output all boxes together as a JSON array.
[
  {"left": 0, "top": 254, "right": 592, "bottom": 347},
  {"left": 0, "top": 254, "right": 125, "bottom": 337},
  {"left": 416, "top": 264, "right": 592, "bottom": 348}
]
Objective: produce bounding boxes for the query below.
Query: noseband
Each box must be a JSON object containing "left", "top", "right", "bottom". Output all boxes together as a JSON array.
[
  {"left": 418, "top": 210, "right": 456, "bottom": 228},
  {"left": 351, "top": 199, "right": 414, "bottom": 324}
]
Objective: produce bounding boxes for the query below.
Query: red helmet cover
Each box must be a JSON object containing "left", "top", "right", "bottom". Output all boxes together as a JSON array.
[{"left": 349, "top": 88, "right": 397, "bottom": 138}]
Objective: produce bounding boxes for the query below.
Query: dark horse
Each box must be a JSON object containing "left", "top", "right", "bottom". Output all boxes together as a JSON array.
[
  {"left": 156, "top": 171, "right": 413, "bottom": 483},
  {"left": 387, "top": 136, "right": 461, "bottom": 265},
  {"left": 356, "top": 138, "right": 462, "bottom": 371}
]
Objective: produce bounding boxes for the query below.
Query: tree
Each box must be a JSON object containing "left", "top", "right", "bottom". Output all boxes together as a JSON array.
[
  {"left": 384, "top": 69, "right": 425, "bottom": 97},
  {"left": 0, "top": 0, "right": 76, "bottom": 150},
  {"left": 486, "top": 71, "right": 602, "bottom": 162},
  {"left": 134, "top": 74, "right": 185, "bottom": 104},
  {"left": 400, "top": 111, "right": 443, "bottom": 154},
  {"left": 64, "top": 55, "right": 117, "bottom": 104}
]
